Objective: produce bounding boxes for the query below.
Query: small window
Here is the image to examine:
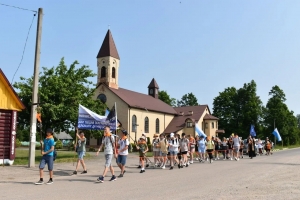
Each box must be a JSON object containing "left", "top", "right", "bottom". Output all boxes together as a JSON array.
[
  {"left": 155, "top": 118, "right": 160, "bottom": 133},
  {"left": 112, "top": 67, "right": 116, "bottom": 78},
  {"left": 186, "top": 122, "right": 193, "bottom": 128},
  {"left": 205, "top": 123, "right": 208, "bottom": 129},
  {"left": 212, "top": 122, "right": 215, "bottom": 129},
  {"left": 144, "top": 117, "right": 149, "bottom": 133},
  {"left": 216, "top": 121, "right": 218, "bottom": 129},
  {"left": 132, "top": 115, "right": 137, "bottom": 132},
  {"left": 101, "top": 67, "right": 106, "bottom": 78}
]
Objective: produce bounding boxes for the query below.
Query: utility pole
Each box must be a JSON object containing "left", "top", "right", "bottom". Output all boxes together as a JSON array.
[{"left": 28, "top": 8, "right": 43, "bottom": 167}]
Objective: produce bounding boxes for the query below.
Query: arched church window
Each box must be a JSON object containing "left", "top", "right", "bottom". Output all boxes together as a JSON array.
[
  {"left": 155, "top": 118, "right": 159, "bottom": 133},
  {"left": 132, "top": 115, "right": 137, "bottom": 132},
  {"left": 101, "top": 67, "right": 106, "bottom": 78},
  {"left": 144, "top": 117, "right": 149, "bottom": 133},
  {"left": 112, "top": 67, "right": 116, "bottom": 78}
]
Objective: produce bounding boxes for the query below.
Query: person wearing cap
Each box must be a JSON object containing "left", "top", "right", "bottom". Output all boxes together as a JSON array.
[
  {"left": 168, "top": 133, "right": 179, "bottom": 170},
  {"left": 72, "top": 128, "right": 87, "bottom": 175},
  {"left": 35, "top": 128, "right": 55, "bottom": 185},
  {"left": 117, "top": 130, "right": 129, "bottom": 177},
  {"left": 136, "top": 136, "right": 148, "bottom": 173},
  {"left": 152, "top": 133, "right": 161, "bottom": 167}
]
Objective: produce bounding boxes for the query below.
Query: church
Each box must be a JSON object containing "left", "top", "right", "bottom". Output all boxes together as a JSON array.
[{"left": 89, "top": 30, "right": 224, "bottom": 145}]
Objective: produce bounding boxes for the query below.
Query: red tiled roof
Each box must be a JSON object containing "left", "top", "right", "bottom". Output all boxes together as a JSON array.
[
  {"left": 203, "top": 113, "right": 219, "bottom": 120},
  {"left": 0, "top": 68, "right": 25, "bottom": 110},
  {"left": 164, "top": 105, "right": 208, "bottom": 133},
  {"left": 106, "top": 85, "right": 177, "bottom": 115},
  {"left": 148, "top": 78, "right": 159, "bottom": 88},
  {"left": 96, "top": 29, "right": 120, "bottom": 60}
]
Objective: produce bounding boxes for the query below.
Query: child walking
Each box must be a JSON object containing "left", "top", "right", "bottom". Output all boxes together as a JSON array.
[{"left": 136, "top": 136, "right": 148, "bottom": 173}]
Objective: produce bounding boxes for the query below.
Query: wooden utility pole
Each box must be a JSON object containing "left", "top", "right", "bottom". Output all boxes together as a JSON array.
[{"left": 28, "top": 8, "right": 43, "bottom": 167}]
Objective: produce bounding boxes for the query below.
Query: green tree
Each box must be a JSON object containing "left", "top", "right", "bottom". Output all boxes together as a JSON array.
[
  {"left": 13, "top": 58, "right": 106, "bottom": 139},
  {"left": 264, "top": 85, "right": 300, "bottom": 145},
  {"left": 177, "top": 93, "right": 198, "bottom": 107},
  {"left": 296, "top": 114, "right": 300, "bottom": 128},
  {"left": 158, "top": 90, "right": 176, "bottom": 106},
  {"left": 212, "top": 80, "right": 263, "bottom": 139}
]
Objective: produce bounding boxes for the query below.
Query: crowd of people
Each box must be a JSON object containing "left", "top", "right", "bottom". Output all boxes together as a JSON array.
[{"left": 35, "top": 126, "right": 274, "bottom": 185}]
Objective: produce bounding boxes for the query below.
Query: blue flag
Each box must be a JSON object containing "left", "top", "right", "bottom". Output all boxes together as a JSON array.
[
  {"left": 250, "top": 125, "right": 256, "bottom": 137},
  {"left": 77, "top": 104, "right": 117, "bottom": 130},
  {"left": 272, "top": 128, "right": 282, "bottom": 142},
  {"left": 195, "top": 123, "right": 207, "bottom": 138}
]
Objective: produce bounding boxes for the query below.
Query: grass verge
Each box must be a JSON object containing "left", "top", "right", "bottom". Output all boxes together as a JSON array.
[{"left": 12, "top": 149, "right": 91, "bottom": 165}]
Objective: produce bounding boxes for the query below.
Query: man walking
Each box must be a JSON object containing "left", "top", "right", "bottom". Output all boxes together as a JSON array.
[
  {"left": 117, "top": 130, "right": 129, "bottom": 177},
  {"left": 72, "top": 128, "right": 87, "bottom": 175},
  {"left": 35, "top": 128, "right": 55, "bottom": 185},
  {"left": 96, "top": 126, "right": 117, "bottom": 183}
]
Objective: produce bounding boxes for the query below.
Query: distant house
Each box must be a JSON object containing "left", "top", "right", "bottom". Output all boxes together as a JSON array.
[
  {"left": 54, "top": 131, "right": 73, "bottom": 145},
  {"left": 89, "top": 30, "right": 224, "bottom": 145}
]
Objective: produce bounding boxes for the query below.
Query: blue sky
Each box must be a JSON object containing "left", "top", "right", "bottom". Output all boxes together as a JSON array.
[{"left": 1, "top": 0, "right": 300, "bottom": 115}]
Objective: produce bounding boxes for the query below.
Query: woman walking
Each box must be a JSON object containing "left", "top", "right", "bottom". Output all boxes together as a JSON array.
[{"left": 247, "top": 135, "right": 256, "bottom": 159}]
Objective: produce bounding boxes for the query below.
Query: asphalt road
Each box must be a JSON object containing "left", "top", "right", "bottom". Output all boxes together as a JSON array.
[{"left": 1, "top": 149, "right": 300, "bottom": 200}]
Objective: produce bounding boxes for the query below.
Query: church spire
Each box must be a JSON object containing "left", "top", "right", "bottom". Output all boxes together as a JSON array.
[
  {"left": 148, "top": 78, "right": 159, "bottom": 98},
  {"left": 96, "top": 29, "right": 120, "bottom": 60}
]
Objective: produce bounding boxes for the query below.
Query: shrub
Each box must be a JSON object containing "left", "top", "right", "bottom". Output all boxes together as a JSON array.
[
  {"left": 55, "top": 140, "right": 63, "bottom": 149},
  {"left": 147, "top": 137, "right": 151, "bottom": 145},
  {"left": 15, "top": 139, "right": 22, "bottom": 148},
  {"left": 147, "top": 144, "right": 153, "bottom": 152},
  {"left": 89, "top": 147, "right": 96, "bottom": 152}
]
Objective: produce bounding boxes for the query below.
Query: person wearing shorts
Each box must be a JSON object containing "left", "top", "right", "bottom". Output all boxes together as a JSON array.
[
  {"left": 188, "top": 135, "right": 196, "bottom": 164},
  {"left": 72, "top": 128, "right": 87, "bottom": 175},
  {"left": 197, "top": 136, "right": 206, "bottom": 162},
  {"left": 96, "top": 126, "right": 117, "bottom": 183},
  {"left": 152, "top": 134, "right": 161, "bottom": 167},
  {"left": 206, "top": 136, "right": 214, "bottom": 163},
  {"left": 158, "top": 134, "right": 168, "bottom": 169},
  {"left": 35, "top": 128, "right": 55, "bottom": 185},
  {"left": 137, "top": 136, "right": 148, "bottom": 173},
  {"left": 179, "top": 133, "right": 189, "bottom": 167},
  {"left": 117, "top": 130, "right": 129, "bottom": 177},
  {"left": 168, "top": 133, "right": 179, "bottom": 170}
]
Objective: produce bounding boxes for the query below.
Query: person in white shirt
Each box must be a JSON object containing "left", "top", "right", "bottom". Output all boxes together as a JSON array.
[
  {"left": 117, "top": 130, "right": 129, "bottom": 178},
  {"left": 168, "top": 133, "right": 179, "bottom": 170}
]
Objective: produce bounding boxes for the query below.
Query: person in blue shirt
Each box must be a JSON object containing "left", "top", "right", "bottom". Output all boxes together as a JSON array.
[{"left": 35, "top": 128, "right": 55, "bottom": 185}]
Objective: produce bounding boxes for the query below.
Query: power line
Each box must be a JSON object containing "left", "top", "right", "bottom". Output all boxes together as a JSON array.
[
  {"left": 0, "top": 3, "right": 37, "bottom": 13},
  {"left": 11, "top": 14, "right": 36, "bottom": 84}
]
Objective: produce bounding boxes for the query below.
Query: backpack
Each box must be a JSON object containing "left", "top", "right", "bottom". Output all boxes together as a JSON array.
[{"left": 53, "top": 149, "right": 57, "bottom": 161}]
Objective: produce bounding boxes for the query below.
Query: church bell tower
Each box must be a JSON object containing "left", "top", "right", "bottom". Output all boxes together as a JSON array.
[{"left": 96, "top": 29, "right": 120, "bottom": 89}]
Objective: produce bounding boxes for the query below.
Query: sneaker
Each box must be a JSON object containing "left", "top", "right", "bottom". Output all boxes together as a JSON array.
[
  {"left": 223, "top": 158, "right": 226, "bottom": 160},
  {"left": 118, "top": 174, "right": 123, "bottom": 178},
  {"left": 217, "top": 157, "right": 220, "bottom": 160},
  {"left": 46, "top": 180, "right": 53, "bottom": 185},
  {"left": 96, "top": 176, "right": 104, "bottom": 183},
  {"left": 214, "top": 158, "right": 217, "bottom": 161},
  {"left": 161, "top": 166, "right": 166, "bottom": 169},
  {"left": 195, "top": 158, "right": 199, "bottom": 161},
  {"left": 110, "top": 175, "right": 117, "bottom": 181},
  {"left": 237, "top": 158, "right": 240, "bottom": 161},
  {"left": 180, "top": 165, "right": 183, "bottom": 168},
  {"left": 178, "top": 164, "right": 181, "bottom": 169},
  {"left": 137, "top": 165, "right": 141, "bottom": 168},
  {"left": 35, "top": 180, "right": 44, "bottom": 185},
  {"left": 230, "top": 158, "right": 233, "bottom": 161},
  {"left": 185, "top": 164, "right": 189, "bottom": 167},
  {"left": 146, "top": 164, "right": 149, "bottom": 168},
  {"left": 81, "top": 170, "right": 87, "bottom": 174},
  {"left": 170, "top": 166, "right": 173, "bottom": 170},
  {"left": 234, "top": 157, "right": 237, "bottom": 161},
  {"left": 72, "top": 171, "right": 77, "bottom": 175},
  {"left": 140, "top": 170, "right": 145, "bottom": 173},
  {"left": 190, "top": 161, "right": 193, "bottom": 164}
]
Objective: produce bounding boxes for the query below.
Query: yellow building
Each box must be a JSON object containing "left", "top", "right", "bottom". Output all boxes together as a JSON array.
[
  {"left": 0, "top": 69, "right": 25, "bottom": 165},
  {"left": 90, "top": 30, "right": 223, "bottom": 145}
]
